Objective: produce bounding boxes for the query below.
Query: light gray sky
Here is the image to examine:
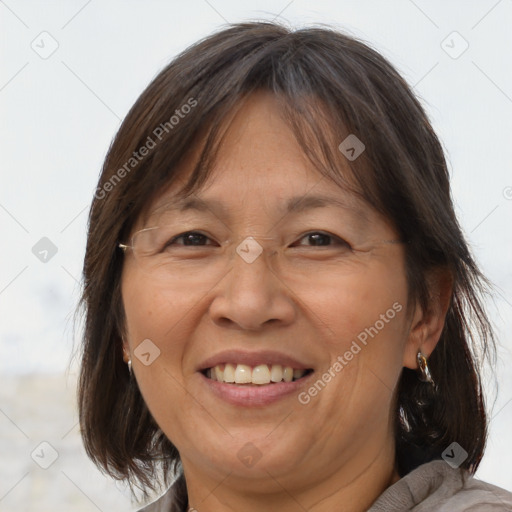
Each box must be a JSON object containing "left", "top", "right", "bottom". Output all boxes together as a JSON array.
[{"left": 1, "top": 0, "right": 511, "bottom": 499}]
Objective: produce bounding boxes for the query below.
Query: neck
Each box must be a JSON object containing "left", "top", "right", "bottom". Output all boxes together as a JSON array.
[{"left": 182, "top": 441, "right": 400, "bottom": 512}]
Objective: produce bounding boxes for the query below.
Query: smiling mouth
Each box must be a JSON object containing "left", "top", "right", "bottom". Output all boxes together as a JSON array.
[{"left": 202, "top": 363, "right": 314, "bottom": 385}]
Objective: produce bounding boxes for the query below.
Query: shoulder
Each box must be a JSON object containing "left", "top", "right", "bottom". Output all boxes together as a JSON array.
[
  {"left": 137, "top": 489, "right": 173, "bottom": 512},
  {"left": 368, "top": 459, "right": 512, "bottom": 511},
  {"left": 136, "top": 488, "right": 176, "bottom": 512},
  {"left": 136, "top": 478, "right": 184, "bottom": 512}
]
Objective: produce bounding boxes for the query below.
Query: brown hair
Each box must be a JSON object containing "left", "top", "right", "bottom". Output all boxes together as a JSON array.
[{"left": 77, "top": 20, "right": 496, "bottom": 503}]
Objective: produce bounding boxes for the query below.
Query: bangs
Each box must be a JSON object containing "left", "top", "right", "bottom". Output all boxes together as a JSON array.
[
  {"left": 112, "top": 25, "right": 425, "bottom": 250},
  {"left": 136, "top": 90, "right": 375, "bottom": 229}
]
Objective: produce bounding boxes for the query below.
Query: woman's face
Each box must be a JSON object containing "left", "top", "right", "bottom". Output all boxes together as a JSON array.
[{"left": 121, "top": 91, "right": 417, "bottom": 494}]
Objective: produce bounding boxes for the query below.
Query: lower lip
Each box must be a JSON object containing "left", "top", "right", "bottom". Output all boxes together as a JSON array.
[{"left": 199, "top": 372, "right": 314, "bottom": 407}]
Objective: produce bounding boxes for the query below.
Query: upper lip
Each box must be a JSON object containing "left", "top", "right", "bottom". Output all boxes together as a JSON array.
[{"left": 197, "top": 349, "right": 313, "bottom": 371}]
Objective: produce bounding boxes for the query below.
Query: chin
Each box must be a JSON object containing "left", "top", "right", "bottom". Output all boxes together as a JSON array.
[{"left": 184, "top": 429, "right": 305, "bottom": 478}]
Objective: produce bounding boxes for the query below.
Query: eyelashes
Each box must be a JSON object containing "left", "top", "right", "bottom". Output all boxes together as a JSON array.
[{"left": 166, "top": 230, "right": 352, "bottom": 250}]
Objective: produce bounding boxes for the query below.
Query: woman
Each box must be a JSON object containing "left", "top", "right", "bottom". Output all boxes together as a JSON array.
[{"left": 78, "top": 21, "right": 512, "bottom": 511}]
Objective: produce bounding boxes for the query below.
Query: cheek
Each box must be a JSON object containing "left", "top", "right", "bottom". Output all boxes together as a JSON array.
[
  {"left": 296, "top": 264, "right": 408, "bottom": 444},
  {"left": 310, "top": 262, "right": 407, "bottom": 344},
  {"left": 121, "top": 270, "right": 203, "bottom": 443},
  {"left": 122, "top": 267, "right": 205, "bottom": 351},
  {"left": 307, "top": 259, "right": 409, "bottom": 402},
  {"left": 121, "top": 269, "right": 190, "bottom": 380}
]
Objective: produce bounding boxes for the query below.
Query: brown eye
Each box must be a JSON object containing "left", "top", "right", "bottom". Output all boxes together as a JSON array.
[
  {"left": 166, "top": 231, "right": 216, "bottom": 247},
  {"left": 294, "top": 232, "right": 352, "bottom": 249}
]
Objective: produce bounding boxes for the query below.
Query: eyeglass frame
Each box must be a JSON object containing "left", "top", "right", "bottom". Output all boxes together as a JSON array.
[{"left": 118, "top": 226, "right": 408, "bottom": 256}]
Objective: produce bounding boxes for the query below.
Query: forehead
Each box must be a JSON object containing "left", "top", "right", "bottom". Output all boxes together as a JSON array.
[
  {"left": 149, "top": 190, "right": 370, "bottom": 224},
  {"left": 138, "top": 91, "right": 388, "bottom": 233}
]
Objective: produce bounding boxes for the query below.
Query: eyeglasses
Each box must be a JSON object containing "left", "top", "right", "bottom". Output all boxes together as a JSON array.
[{"left": 118, "top": 225, "right": 406, "bottom": 284}]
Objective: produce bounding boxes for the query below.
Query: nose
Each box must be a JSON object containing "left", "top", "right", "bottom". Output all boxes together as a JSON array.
[{"left": 208, "top": 236, "right": 296, "bottom": 331}]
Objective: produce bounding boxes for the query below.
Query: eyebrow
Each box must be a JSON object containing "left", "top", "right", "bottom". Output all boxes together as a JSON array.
[{"left": 151, "top": 193, "right": 369, "bottom": 224}]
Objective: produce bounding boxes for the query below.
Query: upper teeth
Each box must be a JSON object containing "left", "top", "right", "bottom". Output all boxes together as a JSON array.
[{"left": 206, "top": 364, "right": 307, "bottom": 385}]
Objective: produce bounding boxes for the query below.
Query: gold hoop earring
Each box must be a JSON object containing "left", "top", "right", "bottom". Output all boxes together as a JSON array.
[{"left": 417, "top": 351, "right": 435, "bottom": 387}]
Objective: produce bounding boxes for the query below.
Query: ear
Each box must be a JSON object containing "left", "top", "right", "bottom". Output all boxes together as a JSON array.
[{"left": 403, "top": 267, "right": 453, "bottom": 369}]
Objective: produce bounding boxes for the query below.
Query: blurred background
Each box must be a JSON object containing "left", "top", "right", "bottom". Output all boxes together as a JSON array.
[{"left": 1, "top": 0, "right": 511, "bottom": 510}]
